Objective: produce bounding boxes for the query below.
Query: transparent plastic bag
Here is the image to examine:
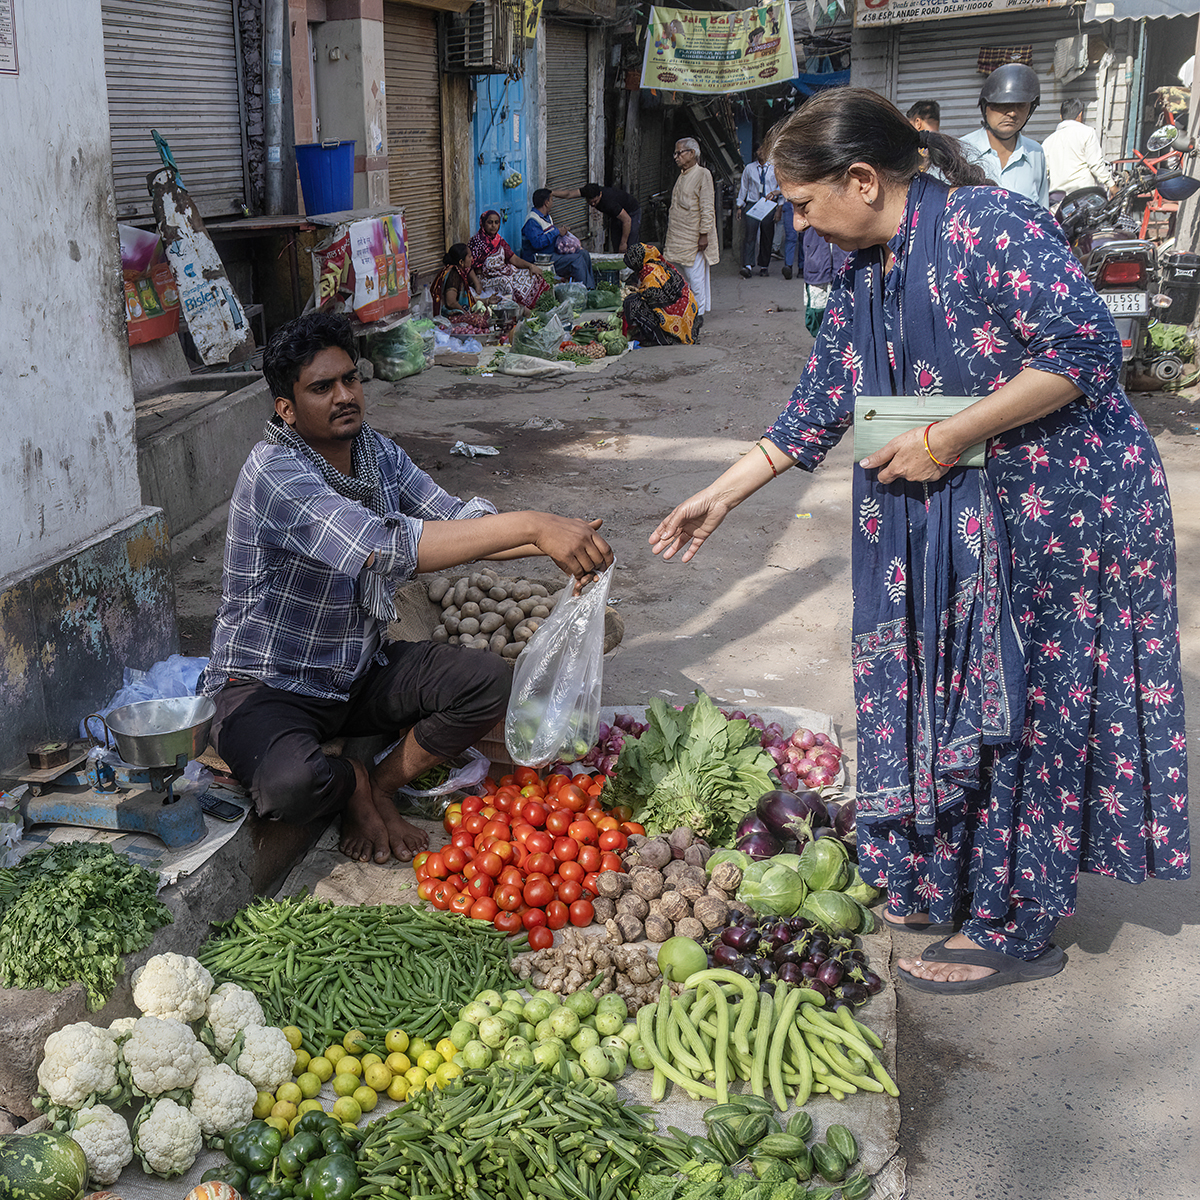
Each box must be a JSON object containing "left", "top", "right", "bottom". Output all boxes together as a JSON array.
[
  {"left": 367, "top": 320, "right": 426, "bottom": 381},
  {"left": 394, "top": 747, "right": 491, "bottom": 818},
  {"left": 505, "top": 565, "right": 614, "bottom": 767},
  {"left": 554, "top": 282, "right": 588, "bottom": 314},
  {"left": 79, "top": 654, "right": 209, "bottom": 738},
  {"left": 511, "top": 312, "right": 566, "bottom": 361}
]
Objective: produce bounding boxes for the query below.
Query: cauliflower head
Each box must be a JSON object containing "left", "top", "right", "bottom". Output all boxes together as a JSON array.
[
  {"left": 205, "top": 981, "right": 265, "bottom": 1055},
  {"left": 122, "top": 1015, "right": 208, "bottom": 1096},
  {"left": 235, "top": 1024, "right": 295, "bottom": 1091},
  {"left": 38, "top": 1022, "right": 119, "bottom": 1109},
  {"left": 190, "top": 1060, "right": 258, "bottom": 1137},
  {"left": 133, "top": 1096, "right": 202, "bottom": 1179},
  {"left": 69, "top": 1103, "right": 134, "bottom": 1186},
  {"left": 130, "top": 952, "right": 214, "bottom": 1022},
  {"left": 108, "top": 1016, "right": 138, "bottom": 1040}
]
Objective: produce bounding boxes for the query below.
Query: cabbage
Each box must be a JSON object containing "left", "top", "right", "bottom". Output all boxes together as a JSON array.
[
  {"left": 796, "top": 837, "right": 850, "bottom": 892},
  {"left": 796, "top": 889, "right": 863, "bottom": 933},
  {"left": 771, "top": 853, "right": 803, "bottom": 874},
  {"left": 736, "top": 863, "right": 807, "bottom": 917},
  {"left": 705, "top": 848, "right": 751, "bottom": 877},
  {"left": 843, "top": 867, "right": 882, "bottom": 907}
]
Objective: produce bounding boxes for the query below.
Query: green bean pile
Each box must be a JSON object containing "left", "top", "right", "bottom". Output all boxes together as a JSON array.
[
  {"left": 197, "top": 895, "right": 523, "bottom": 1051},
  {"left": 355, "top": 1063, "right": 677, "bottom": 1200}
]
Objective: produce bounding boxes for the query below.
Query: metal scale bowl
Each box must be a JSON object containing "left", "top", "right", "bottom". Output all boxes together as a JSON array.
[{"left": 19, "top": 698, "right": 215, "bottom": 849}]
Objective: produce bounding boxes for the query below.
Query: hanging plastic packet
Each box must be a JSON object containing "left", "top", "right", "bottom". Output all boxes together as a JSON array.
[{"left": 505, "top": 565, "right": 614, "bottom": 767}]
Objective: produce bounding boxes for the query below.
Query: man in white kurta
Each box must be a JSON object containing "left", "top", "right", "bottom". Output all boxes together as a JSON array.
[{"left": 664, "top": 139, "right": 720, "bottom": 317}]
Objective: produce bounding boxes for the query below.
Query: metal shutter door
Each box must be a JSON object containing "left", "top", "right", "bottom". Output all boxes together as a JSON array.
[
  {"left": 894, "top": 12, "right": 1100, "bottom": 147},
  {"left": 638, "top": 109, "right": 667, "bottom": 208},
  {"left": 103, "top": 0, "right": 247, "bottom": 221},
  {"left": 544, "top": 21, "right": 590, "bottom": 236},
  {"left": 384, "top": 3, "right": 446, "bottom": 280}
]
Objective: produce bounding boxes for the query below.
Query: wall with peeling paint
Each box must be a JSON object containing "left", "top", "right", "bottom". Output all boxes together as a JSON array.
[
  {"left": 0, "top": 2, "right": 142, "bottom": 583},
  {"left": 0, "top": 7, "right": 179, "bottom": 767}
]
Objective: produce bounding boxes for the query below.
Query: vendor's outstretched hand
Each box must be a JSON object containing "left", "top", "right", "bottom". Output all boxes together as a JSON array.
[
  {"left": 650, "top": 491, "right": 730, "bottom": 562},
  {"left": 535, "top": 516, "right": 613, "bottom": 588}
]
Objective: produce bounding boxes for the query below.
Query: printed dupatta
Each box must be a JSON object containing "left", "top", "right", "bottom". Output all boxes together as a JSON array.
[{"left": 849, "top": 173, "right": 1027, "bottom": 834}]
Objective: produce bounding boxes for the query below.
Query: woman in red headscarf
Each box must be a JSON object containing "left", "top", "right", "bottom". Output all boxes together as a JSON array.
[{"left": 469, "top": 210, "right": 552, "bottom": 310}]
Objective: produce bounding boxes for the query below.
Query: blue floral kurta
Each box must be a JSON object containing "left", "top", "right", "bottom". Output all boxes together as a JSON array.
[{"left": 766, "top": 176, "right": 1189, "bottom": 951}]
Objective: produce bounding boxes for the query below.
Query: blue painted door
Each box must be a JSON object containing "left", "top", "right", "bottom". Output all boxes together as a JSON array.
[{"left": 473, "top": 73, "right": 529, "bottom": 250}]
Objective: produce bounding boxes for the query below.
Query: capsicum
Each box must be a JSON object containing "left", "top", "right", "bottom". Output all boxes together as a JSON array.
[
  {"left": 225, "top": 1119, "right": 284, "bottom": 1172},
  {"left": 297, "top": 1152, "right": 359, "bottom": 1200},
  {"left": 279, "top": 1131, "right": 323, "bottom": 1177}
]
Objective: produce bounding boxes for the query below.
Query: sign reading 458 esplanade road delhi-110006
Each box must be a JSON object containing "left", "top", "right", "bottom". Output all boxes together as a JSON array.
[
  {"left": 639, "top": 2, "right": 798, "bottom": 95},
  {"left": 854, "top": 0, "right": 1072, "bottom": 25}
]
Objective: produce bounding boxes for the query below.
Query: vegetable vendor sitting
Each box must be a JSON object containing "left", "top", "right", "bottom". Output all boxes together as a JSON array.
[
  {"left": 520, "top": 188, "right": 596, "bottom": 288},
  {"left": 198, "top": 312, "right": 613, "bottom": 863}
]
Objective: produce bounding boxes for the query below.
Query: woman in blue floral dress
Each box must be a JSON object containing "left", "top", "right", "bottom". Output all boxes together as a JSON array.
[{"left": 650, "top": 89, "right": 1189, "bottom": 994}]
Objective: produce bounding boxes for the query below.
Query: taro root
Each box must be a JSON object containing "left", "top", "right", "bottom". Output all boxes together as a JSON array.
[
  {"left": 674, "top": 916, "right": 705, "bottom": 942},
  {"left": 706, "top": 882, "right": 731, "bottom": 901},
  {"left": 591, "top": 896, "right": 617, "bottom": 924},
  {"left": 597, "top": 871, "right": 629, "bottom": 899},
  {"left": 643, "top": 914, "right": 673, "bottom": 942},
  {"left": 630, "top": 868, "right": 665, "bottom": 901},
  {"left": 677, "top": 875, "right": 706, "bottom": 903},
  {"left": 658, "top": 890, "right": 690, "bottom": 924},
  {"left": 709, "top": 861, "right": 744, "bottom": 893},
  {"left": 616, "top": 914, "right": 645, "bottom": 942},
  {"left": 616, "top": 892, "right": 650, "bottom": 921},
  {"left": 684, "top": 842, "right": 713, "bottom": 869},
  {"left": 663, "top": 859, "right": 690, "bottom": 882},
  {"left": 692, "top": 895, "right": 730, "bottom": 931}
]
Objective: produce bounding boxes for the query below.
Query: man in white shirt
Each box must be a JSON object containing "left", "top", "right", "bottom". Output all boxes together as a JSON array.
[
  {"left": 960, "top": 63, "right": 1050, "bottom": 208},
  {"left": 1042, "top": 99, "right": 1115, "bottom": 196},
  {"left": 735, "top": 145, "right": 780, "bottom": 279}
]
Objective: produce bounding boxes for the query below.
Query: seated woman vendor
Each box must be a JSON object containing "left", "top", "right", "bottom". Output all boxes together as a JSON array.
[
  {"left": 621, "top": 243, "right": 699, "bottom": 345},
  {"left": 470, "top": 210, "right": 552, "bottom": 310},
  {"left": 432, "top": 244, "right": 490, "bottom": 334}
]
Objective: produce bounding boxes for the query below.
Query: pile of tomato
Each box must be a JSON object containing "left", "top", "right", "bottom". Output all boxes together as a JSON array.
[{"left": 413, "top": 765, "right": 645, "bottom": 949}]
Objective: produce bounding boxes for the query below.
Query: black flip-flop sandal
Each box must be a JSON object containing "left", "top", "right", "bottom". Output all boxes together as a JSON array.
[
  {"left": 897, "top": 942, "right": 1066, "bottom": 994},
  {"left": 882, "top": 913, "right": 957, "bottom": 936}
]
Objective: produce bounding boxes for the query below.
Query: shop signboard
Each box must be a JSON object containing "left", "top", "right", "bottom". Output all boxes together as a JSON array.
[
  {"left": 854, "top": 0, "right": 1071, "bottom": 24},
  {"left": 639, "top": 1, "right": 798, "bottom": 95}
]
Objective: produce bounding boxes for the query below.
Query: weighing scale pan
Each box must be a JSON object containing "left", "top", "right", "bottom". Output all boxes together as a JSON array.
[{"left": 88, "top": 697, "right": 215, "bottom": 767}]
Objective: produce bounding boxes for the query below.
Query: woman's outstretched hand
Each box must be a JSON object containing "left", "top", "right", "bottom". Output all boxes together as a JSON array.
[{"left": 649, "top": 491, "right": 730, "bottom": 562}]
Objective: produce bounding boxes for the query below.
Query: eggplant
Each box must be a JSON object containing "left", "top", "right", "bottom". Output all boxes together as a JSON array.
[
  {"left": 736, "top": 829, "right": 783, "bottom": 861},
  {"left": 736, "top": 812, "right": 773, "bottom": 841},
  {"left": 862, "top": 968, "right": 885, "bottom": 996},
  {"left": 713, "top": 943, "right": 743, "bottom": 968},
  {"left": 755, "top": 788, "right": 830, "bottom": 841},
  {"left": 816, "top": 960, "right": 845, "bottom": 988},
  {"left": 733, "top": 959, "right": 759, "bottom": 981},
  {"left": 721, "top": 925, "right": 761, "bottom": 953},
  {"left": 773, "top": 941, "right": 803, "bottom": 967},
  {"left": 777, "top": 961, "right": 804, "bottom": 985},
  {"left": 836, "top": 980, "right": 869, "bottom": 1006},
  {"left": 801, "top": 979, "right": 832, "bottom": 1003},
  {"left": 798, "top": 960, "right": 819, "bottom": 980},
  {"left": 766, "top": 922, "right": 793, "bottom": 949},
  {"left": 834, "top": 798, "right": 857, "bottom": 840}
]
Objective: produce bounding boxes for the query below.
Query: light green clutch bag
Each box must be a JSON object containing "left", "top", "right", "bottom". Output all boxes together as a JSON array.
[{"left": 853, "top": 395, "right": 988, "bottom": 468}]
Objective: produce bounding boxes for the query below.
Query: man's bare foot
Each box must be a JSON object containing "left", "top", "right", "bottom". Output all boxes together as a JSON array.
[
  {"left": 370, "top": 782, "right": 429, "bottom": 861},
  {"left": 897, "top": 933, "right": 997, "bottom": 986},
  {"left": 339, "top": 760, "right": 392, "bottom": 863}
]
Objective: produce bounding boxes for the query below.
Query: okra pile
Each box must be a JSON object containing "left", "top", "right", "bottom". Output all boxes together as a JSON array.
[
  {"left": 198, "top": 896, "right": 523, "bottom": 1049},
  {"left": 354, "top": 1061, "right": 674, "bottom": 1200}
]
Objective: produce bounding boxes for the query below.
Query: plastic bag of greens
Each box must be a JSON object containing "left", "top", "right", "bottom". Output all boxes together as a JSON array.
[
  {"left": 367, "top": 320, "right": 426, "bottom": 381},
  {"left": 394, "top": 747, "right": 491, "bottom": 816},
  {"left": 505, "top": 565, "right": 614, "bottom": 767},
  {"left": 511, "top": 312, "right": 566, "bottom": 361},
  {"left": 554, "top": 281, "right": 588, "bottom": 314},
  {"left": 586, "top": 284, "right": 622, "bottom": 311}
]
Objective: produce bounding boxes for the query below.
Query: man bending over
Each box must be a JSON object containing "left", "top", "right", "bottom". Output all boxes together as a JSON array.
[{"left": 199, "top": 312, "right": 613, "bottom": 862}]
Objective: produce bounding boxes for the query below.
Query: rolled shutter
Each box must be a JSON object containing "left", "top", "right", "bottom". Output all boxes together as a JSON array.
[
  {"left": 384, "top": 3, "right": 447, "bottom": 279},
  {"left": 543, "top": 21, "right": 590, "bottom": 236},
  {"left": 102, "top": 0, "right": 248, "bottom": 221},
  {"left": 894, "top": 12, "right": 1111, "bottom": 146}
]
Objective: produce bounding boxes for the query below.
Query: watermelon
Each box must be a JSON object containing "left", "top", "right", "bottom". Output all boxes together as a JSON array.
[{"left": 0, "top": 1132, "right": 89, "bottom": 1200}]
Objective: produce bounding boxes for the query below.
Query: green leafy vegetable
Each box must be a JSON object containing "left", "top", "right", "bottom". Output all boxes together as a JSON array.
[
  {"left": 606, "top": 692, "right": 777, "bottom": 846},
  {"left": 0, "top": 843, "right": 173, "bottom": 1009}
]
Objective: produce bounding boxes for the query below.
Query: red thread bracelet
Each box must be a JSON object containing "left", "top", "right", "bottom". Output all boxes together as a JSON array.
[{"left": 924, "top": 422, "right": 961, "bottom": 469}]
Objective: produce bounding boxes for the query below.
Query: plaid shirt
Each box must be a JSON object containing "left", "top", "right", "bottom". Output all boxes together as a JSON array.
[{"left": 200, "top": 430, "right": 495, "bottom": 701}]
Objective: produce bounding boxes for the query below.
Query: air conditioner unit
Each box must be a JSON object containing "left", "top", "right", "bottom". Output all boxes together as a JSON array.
[{"left": 444, "top": 0, "right": 520, "bottom": 75}]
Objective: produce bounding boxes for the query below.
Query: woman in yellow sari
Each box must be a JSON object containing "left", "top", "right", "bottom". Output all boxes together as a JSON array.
[{"left": 621, "top": 243, "right": 699, "bottom": 345}]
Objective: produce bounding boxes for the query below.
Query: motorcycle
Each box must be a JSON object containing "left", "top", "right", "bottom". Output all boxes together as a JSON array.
[{"left": 1054, "top": 125, "right": 1200, "bottom": 386}]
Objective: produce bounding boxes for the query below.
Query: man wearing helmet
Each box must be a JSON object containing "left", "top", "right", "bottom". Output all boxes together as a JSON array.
[{"left": 960, "top": 62, "right": 1050, "bottom": 208}]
